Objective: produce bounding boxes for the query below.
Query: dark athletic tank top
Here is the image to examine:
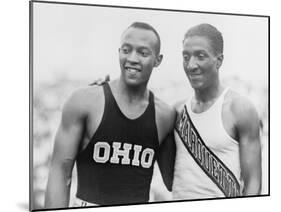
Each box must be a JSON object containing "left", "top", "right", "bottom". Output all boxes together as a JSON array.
[{"left": 76, "top": 83, "right": 159, "bottom": 205}]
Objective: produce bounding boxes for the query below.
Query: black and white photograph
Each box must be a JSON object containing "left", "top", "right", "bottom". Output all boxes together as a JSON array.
[{"left": 30, "top": 1, "right": 269, "bottom": 211}]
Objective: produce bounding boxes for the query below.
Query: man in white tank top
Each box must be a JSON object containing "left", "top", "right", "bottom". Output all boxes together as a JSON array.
[{"left": 172, "top": 24, "right": 261, "bottom": 200}]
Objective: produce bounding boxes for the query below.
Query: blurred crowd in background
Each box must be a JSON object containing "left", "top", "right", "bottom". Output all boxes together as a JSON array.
[{"left": 32, "top": 76, "right": 268, "bottom": 209}]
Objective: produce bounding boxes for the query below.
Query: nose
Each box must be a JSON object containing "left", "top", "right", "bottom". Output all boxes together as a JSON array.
[
  {"left": 127, "top": 51, "right": 139, "bottom": 64},
  {"left": 187, "top": 56, "right": 198, "bottom": 70}
]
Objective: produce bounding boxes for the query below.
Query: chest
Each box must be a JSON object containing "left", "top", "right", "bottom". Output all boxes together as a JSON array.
[
  {"left": 186, "top": 105, "right": 237, "bottom": 152},
  {"left": 190, "top": 98, "right": 237, "bottom": 143},
  {"left": 191, "top": 100, "right": 215, "bottom": 113},
  {"left": 85, "top": 100, "right": 158, "bottom": 144}
]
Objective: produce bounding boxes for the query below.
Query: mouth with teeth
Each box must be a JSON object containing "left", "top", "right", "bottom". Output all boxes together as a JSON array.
[{"left": 125, "top": 67, "right": 141, "bottom": 74}]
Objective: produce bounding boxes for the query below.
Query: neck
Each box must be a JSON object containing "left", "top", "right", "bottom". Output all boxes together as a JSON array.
[
  {"left": 114, "top": 79, "right": 149, "bottom": 103},
  {"left": 194, "top": 81, "right": 223, "bottom": 103}
]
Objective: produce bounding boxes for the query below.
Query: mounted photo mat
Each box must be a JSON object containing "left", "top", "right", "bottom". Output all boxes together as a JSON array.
[{"left": 30, "top": 0, "right": 269, "bottom": 211}]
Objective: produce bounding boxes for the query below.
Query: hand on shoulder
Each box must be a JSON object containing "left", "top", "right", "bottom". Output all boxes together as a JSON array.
[{"left": 88, "top": 74, "right": 110, "bottom": 86}]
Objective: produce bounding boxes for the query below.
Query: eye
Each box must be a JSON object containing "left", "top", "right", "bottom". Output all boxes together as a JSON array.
[
  {"left": 141, "top": 52, "right": 149, "bottom": 57},
  {"left": 139, "top": 49, "right": 151, "bottom": 57},
  {"left": 120, "top": 46, "right": 130, "bottom": 54},
  {"left": 197, "top": 53, "right": 206, "bottom": 60},
  {"left": 183, "top": 54, "right": 190, "bottom": 61}
]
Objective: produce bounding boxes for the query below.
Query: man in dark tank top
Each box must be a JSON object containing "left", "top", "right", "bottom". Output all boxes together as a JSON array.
[{"left": 45, "top": 22, "right": 176, "bottom": 208}]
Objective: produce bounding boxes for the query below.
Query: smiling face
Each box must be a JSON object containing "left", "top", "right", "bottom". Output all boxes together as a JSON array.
[
  {"left": 119, "top": 27, "right": 162, "bottom": 87},
  {"left": 182, "top": 35, "right": 223, "bottom": 90}
]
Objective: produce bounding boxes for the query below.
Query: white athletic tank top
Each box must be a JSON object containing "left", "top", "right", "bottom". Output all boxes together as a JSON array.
[{"left": 172, "top": 88, "right": 243, "bottom": 200}]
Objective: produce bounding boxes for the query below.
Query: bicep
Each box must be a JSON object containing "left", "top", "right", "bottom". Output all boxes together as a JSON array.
[
  {"left": 239, "top": 126, "right": 262, "bottom": 194},
  {"left": 157, "top": 131, "right": 176, "bottom": 169},
  {"left": 237, "top": 102, "right": 261, "bottom": 159},
  {"left": 51, "top": 124, "right": 82, "bottom": 167},
  {"left": 157, "top": 130, "right": 176, "bottom": 191},
  {"left": 157, "top": 106, "right": 177, "bottom": 168},
  {"left": 239, "top": 133, "right": 261, "bottom": 179},
  {"left": 236, "top": 101, "right": 261, "bottom": 183},
  {"left": 50, "top": 99, "right": 86, "bottom": 173},
  {"left": 155, "top": 101, "right": 177, "bottom": 191}
]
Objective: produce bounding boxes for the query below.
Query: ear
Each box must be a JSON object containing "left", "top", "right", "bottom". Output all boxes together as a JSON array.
[
  {"left": 216, "top": 54, "right": 224, "bottom": 70},
  {"left": 154, "top": 54, "right": 163, "bottom": 68}
]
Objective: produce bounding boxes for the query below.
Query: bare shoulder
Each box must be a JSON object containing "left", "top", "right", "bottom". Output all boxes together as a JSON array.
[
  {"left": 225, "top": 90, "right": 259, "bottom": 127},
  {"left": 62, "top": 85, "right": 104, "bottom": 120},
  {"left": 154, "top": 96, "right": 177, "bottom": 129}
]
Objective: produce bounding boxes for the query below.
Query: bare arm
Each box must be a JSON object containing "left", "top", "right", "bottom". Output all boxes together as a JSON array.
[
  {"left": 155, "top": 100, "right": 177, "bottom": 192},
  {"left": 157, "top": 131, "right": 176, "bottom": 191},
  {"left": 234, "top": 98, "right": 262, "bottom": 195},
  {"left": 45, "top": 91, "right": 86, "bottom": 208}
]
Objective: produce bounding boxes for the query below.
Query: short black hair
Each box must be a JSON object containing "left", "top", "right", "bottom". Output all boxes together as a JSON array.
[
  {"left": 125, "top": 22, "right": 161, "bottom": 55},
  {"left": 183, "top": 23, "right": 223, "bottom": 55}
]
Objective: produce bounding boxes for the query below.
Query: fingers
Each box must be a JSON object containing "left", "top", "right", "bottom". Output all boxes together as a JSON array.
[
  {"left": 89, "top": 78, "right": 104, "bottom": 86},
  {"left": 89, "top": 75, "right": 110, "bottom": 86}
]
